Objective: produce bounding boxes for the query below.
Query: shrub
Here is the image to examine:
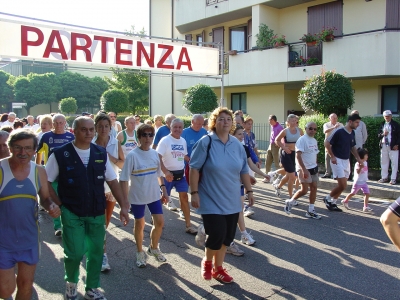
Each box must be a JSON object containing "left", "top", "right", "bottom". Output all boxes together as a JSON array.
[
  {"left": 298, "top": 70, "right": 354, "bottom": 116},
  {"left": 182, "top": 84, "right": 218, "bottom": 114},
  {"left": 256, "top": 24, "right": 275, "bottom": 49},
  {"left": 101, "top": 89, "right": 129, "bottom": 114},
  {"left": 59, "top": 97, "right": 78, "bottom": 115}
]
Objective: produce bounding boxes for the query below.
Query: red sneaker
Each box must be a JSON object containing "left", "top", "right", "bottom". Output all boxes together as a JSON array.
[
  {"left": 212, "top": 266, "right": 234, "bottom": 283},
  {"left": 201, "top": 258, "right": 213, "bottom": 280}
]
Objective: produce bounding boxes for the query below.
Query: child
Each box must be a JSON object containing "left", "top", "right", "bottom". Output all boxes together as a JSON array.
[{"left": 341, "top": 148, "right": 372, "bottom": 212}]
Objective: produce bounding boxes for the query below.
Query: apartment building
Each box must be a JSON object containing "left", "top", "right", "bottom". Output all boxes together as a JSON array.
[{"left": 149, "top": 0, "right": 400, "bottom": 123}]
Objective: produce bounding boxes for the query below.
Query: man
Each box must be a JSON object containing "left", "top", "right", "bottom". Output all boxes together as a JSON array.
[
  {"left": 134, "top": 114, "right": 143, "bottom": 129},
  {"left": 0, "top": 129, "right": 60, "bottom": 300},
  {"left": 24, "top": 115, "right": 40, "bottom": 132},
  {"left": 2, "top": 112, "right": 16, "bottom": 127},
  {"left": 348, "top": 110, "right": 368, "bottom": 180},
  {"left": 181, "top": 114, "right": 207, "bottom": 158},
  {"left": 323, "top": 114, "right": 363, "bottom": 212},
  {"left": 117, "top": 116, "right": 138, "bottom": 158},
  {"left": 153, "top": 114, "right": 176, "bottom": 149},
  {"left": 46, "top": 116, "right": 130, "bottom": 300},
  {"left": 156, "top": 118, "right": 197, "bottom": 234},
  {"left": 263, "top": 115, "right": 284, "bottom": 183},
  {"left": 378, "top": 110, "right": 400, "bottom": 185},
  {"left": 36, "top": 114, "right": 74, "bottom": 236},
  {"left": 0, "top": 131, "right": 10, "bottom": 159},
  {"left": 380, "top": 196, "right": 400, "bottom": 252},
  {"left": 322, "top": 113, "right": 344, "bottom": 178},
  {"left": 284, "top": 122, "right": 321, "bottom": 219}
]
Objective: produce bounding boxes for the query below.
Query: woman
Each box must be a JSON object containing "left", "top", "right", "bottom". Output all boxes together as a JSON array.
[
  {"left": 274, "top": 114, "right": 303, "bottom": 198},
  {"left": 190, "top": 107, "right": 254, "bottom": 284},
  {"left": 93, "top": 114, "right": 125, "bottom": 272},
  {"left": 120, "top": 124, "right": 168, "bottom": 268},
  {"left": 108, "top": 111, "right": 122, "bottom": 137},
  {"left": 35, "top": 115, "right": 53, "bottom": 165},
  {"left": 153, "top": 115, "right": 164, "bottom": 133}
]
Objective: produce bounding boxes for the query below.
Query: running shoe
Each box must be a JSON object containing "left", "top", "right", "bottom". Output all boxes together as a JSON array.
[
  {"left": 65, "top": 282, "right": 77, "bottom": 300},
  {"left": 195, "top": 224, "right": 206, "bottom": 248},
  {"left": 226, "top": 242, "right": 244, "bottom": 256},
  {"left": 363, "top": 206, "right": 373, "bottom": 213},
  {"left": 292, "top": 200, "right": 298, "bottom": 206},
  {"left": 243, "top": 205, "right": 255, "bottom": 217},
  {"left": 212, "top": 267, "right": 234, "bottom": 283},
  {"left": 136, "top": 251, "right": 147, "bottom": 268},
  {"left": 262, "top": 178, "right": 270, "bottom": 183},
  {"left": 331, "top": 204, "right": 342, "bottom": 212},
  {"left": 178, "top": 210, "right": 185, "bottom": 219},
  {"left": 84, "top": 288, "right": 107, "bottom": 300},
  {"left": 241, "top": 232, "right": 256, "bottom": 245},
  {"left": 323, "top": 196, "right": 333, "bottom": 210},
  {"left": 201, "top": 258, "right": 213, "bottom": 281},
  {"left": 305, "top": 210, "right": 322, "bottom": 219},
  {"left": 165, "top": 201, "right": 178, "bottom": 211},
  {"left": 147, "top": 246, "right": 167, "bottom": 262},
  {"left": 341, "top": 200, "right": 349, "bottom": 210},
  {"left": 284, "top": 200, "right": 293, "bottom": 215},
  {"left": 378, "top": 178, "right": 389, "bottom": 183},
  {"left": 273, "top": 177, "right": 282, "bottom": 186},
  {"left": 101, "top": 253, "right": 110, "bottom": 272},
  {"left": 55, "top": 228, "right": 62, "bottom": 237},
  {"left": 185, "top": 225, "right": 198, "bottom": 235},
  {"left": 390, "top": 179, "right": 396, "bottom": 185},
  {"left": 273, "top": 184, "right": 282, "bottom": 197}
]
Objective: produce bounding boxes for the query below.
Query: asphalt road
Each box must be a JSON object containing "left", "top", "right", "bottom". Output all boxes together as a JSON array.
[{"left": 18, "top": 181, "right": 399, "bottom": 299}]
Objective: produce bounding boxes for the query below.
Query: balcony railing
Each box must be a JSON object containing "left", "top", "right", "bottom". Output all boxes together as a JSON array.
[
  {"left": 288, "top": 43, "right": 322, "bottom": 68},
  {"left": 206, "top": 0, "right": 228, "bottom": 6}
]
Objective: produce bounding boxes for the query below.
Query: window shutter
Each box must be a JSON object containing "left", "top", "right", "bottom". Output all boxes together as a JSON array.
[
  {"left": 386, "top": 0, "right": 400, "bottom": 29},
  {"left": 212, "top": 27, "right": 224, "bottom": 48},
  {"left": 185, "top": 34, "right": 192, "bottom": 45},
  {"left": 247, "top": 19, "right": 252, "bottom": 51}
]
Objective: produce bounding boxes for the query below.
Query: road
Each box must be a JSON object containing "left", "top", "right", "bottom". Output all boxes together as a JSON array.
[{"left": 21, "top": 181, "right": 399, "bottom": 299}]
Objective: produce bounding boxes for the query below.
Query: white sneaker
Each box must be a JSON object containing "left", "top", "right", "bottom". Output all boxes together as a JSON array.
[
  {"left": 101, "top": 253, "right": 110, "bottom": 272},
  {"left": 241, "top": 232, "right": 256, "bottom": 245},
  {"left": 273, "top": 184, "right": 282, "bottom": 197},
  {"left": 363, "top": 206, "right": 373, "bottom": 213},
  {"left": 262, "top": 178, "right": 270, "bottom": 183},
  {"left": 243, "top": 205, "right": 255, "bottom": 217},
  {"left": 136, "top": 251, "right": 147, "bottom": 268},
  {"left": 147, "top": 246, "right": 167, "bottom": 262},
  {"left": 65, "top": 282, "right": 77, "bottom": 300},
  {"left": 292, "top": 200, "right": 298, "bottom": 206},
  {"left": 178, "top": 210, "right": 185, "bottom": 219},
  {"left": 273, "top": 177, "right": 282, "bottom": 186},
  {"left": 195, "top": 224, "right": 206, "bottom": 248},
  {"left": 84, "top": 288, "right": 107, "bottom": 300},
  {"left": 226, "top": 242, "right": 244, "bottom": 256},
  {"left": 165, "top": 201, "right": 178, "bottom": 211},
  {"left": 267, "top": 171, "right": 276, "bottom": 178}
]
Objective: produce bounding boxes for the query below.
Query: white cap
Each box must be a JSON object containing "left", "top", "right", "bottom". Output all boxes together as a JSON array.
[{"left": 383, "top": 110, "right": 392, "bottom": 116}]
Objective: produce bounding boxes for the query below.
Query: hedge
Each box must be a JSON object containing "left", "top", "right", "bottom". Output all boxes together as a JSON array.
[{"left": 298, "top": 114, "right": 397, "bottom": 170}]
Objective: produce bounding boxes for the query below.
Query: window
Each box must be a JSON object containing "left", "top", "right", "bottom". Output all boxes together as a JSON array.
[
  {"left": 230, "top": 26, "right": 247, "bottom": 52},
  {"left": 196, "top": 34, "right": 203, "bottom": 46},
  {"left": 382, "top": 86, "right": 400, "bottom": 114},
  {"left": 231, "top": 93, "right": 247, "bottom": 113}
]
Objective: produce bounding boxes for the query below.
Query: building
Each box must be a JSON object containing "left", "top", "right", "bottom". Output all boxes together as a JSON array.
[{"left": 149, "top": 0, "right": 400, "bottom": 123}]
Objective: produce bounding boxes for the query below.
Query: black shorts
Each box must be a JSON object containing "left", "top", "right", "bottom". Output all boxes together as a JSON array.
[
  {"left": 202, "top": 213, "right": 240, "bottom": 250},
  {"left": 280, "top": 149, "right": 296, "bottom": 173}
]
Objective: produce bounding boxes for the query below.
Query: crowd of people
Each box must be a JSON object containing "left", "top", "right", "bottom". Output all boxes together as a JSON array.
[{"left": 0, "top": 108, "right": 400, "bottom": 300}]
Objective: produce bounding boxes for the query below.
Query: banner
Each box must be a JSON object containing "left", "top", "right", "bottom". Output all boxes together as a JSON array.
[{"left": 0, "top": 19, "right": 220, "bottom": 75}]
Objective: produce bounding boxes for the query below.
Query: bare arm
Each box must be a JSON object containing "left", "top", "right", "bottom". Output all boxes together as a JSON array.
[
  {"left": 380, "top": 208, "right": 400, "bottom": 252},
  {"left": 158, "top": 153, "right": 173, "bottom": 182},
  {"left": 189, "top": 168, "right": 200, "bottom": 208},
  {"left": 241, "top": 173, "right": 254, "bottom": 207},
  {"left": 296, "top": 150, "right": 310, "bottom": 179},
  {"left": 324, "top": 140, "right": 337, "bottom": 165},
  {"left": 37, "top": 167, "right": 61, "bottom": 218},
  {"left": 247, "top": 157, "right": 270, "bottom": 179},
  {"left": 274, "top": 129, "right": 286, "bottom": 149},
  {"left": 107, "top": 179, "right": 130, "bottom": 226},
  {"left": 35, "top": 152, "right": 42, "bottom": 165}
]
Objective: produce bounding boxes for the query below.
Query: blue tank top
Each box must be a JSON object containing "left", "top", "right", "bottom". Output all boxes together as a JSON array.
[
  {"left": 0, "top": 159, "right": 40, "bottom": 252},
  {"left": 284, "top": 127, "right": 301, "bottom": 143}
]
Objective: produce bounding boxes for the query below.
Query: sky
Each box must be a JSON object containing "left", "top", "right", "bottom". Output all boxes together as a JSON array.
[{"left": 0, "top": 0, "right": 149, "bottom": 34}]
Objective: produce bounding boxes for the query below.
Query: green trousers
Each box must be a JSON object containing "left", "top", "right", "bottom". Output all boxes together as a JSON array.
[
  {"left": 61, "top": 206, "right": 105, "bottom": 291},
  {"left": 51, "top": 181, "right": 61, "bottom": 231}
]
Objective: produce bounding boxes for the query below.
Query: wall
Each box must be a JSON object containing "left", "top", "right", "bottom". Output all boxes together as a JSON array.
[
  {"left": 343, "top": 0, "right": 385, "bottom": 34},
  {"left": 252, "top": 5, "right": 279, "bottom": 47}
]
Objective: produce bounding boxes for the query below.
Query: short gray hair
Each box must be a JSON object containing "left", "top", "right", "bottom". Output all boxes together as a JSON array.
[
  {"left": 73, "top": 116, "right": 92, "bottom": 131},
  {"left": 52, "top": 113, "right": 66, "bottom": 122},
  {"left": 8, "top": 112, "right": 16, "bottom": 118},
  {"left": 165, "top": 114, "right": 176, "bottom": 124},
  {"left": 192, "top": 114, "right": 204, "bottom": 122},
  {"left": 171, "top": 118, "right": 184, "bottom": 127}
]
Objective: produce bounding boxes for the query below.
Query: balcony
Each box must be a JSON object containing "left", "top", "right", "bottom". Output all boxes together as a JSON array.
[{"left": 175, "top": 31, "right": 400, "bottom": 91}]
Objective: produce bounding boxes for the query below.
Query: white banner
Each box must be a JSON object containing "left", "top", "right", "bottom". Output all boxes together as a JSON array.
[{"left": 0, "top": 19, "right": 220, "bottom": 75}]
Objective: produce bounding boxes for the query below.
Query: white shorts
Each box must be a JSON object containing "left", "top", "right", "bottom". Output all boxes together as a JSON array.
[{"left": 330, "top": 157, "right": 350, "bottom": 179}]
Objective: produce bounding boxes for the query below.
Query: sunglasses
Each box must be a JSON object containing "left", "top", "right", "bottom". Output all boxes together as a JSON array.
[
  {"left": 140, "top": 133, "right": 154, "bottom": 137},
  {"left": 308, "top": 127, "right": 317, "bottom": 131}
]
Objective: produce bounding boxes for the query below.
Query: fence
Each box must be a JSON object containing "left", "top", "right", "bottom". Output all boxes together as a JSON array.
[{"left": 252, "top": 123, "right": 271, "bottom": 160}]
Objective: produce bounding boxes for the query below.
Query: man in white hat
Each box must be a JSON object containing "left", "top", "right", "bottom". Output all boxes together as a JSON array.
[{"left": 378, "top": 110, "right": 400, "bottom": 185}]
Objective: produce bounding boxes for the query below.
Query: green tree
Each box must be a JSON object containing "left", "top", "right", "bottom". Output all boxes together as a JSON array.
[
  {"left": 182, "top": 84, "right": 218, "bottom": 114},
  {"left": 59, "top": 97, "right": 78, "bottom": 114},
  {"left": 298, "top": 70, "right": 354, "bottom": 116},
  {"left": 0, "top": 70, "right": 15, "bottom": 108},
  {"left": 101, "top": 89, "right": 129, "bottom": 114}
]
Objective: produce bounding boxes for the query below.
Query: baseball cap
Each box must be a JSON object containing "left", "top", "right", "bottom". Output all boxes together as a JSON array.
[{"left": 383, "top": 110, "right": 392, "bottom": 116}]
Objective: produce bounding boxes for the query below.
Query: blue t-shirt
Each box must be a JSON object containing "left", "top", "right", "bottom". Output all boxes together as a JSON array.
[
  {"left": 153, "top": 125, "right": 171, "bottom": 146},
  {"left": 327, "top": 127, "right": 355, "bottom": 160},
  {"left": 37, "top": 131, "right": 75, "bottom": 164},
  {"left": 181, "top": 126, "right": 207, "bottom": 157},
  {"left": 190, "top": 132, "right": 248, "bottom": 215}
]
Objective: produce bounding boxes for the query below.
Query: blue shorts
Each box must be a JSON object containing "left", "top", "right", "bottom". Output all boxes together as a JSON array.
[
  {"left": 130, "top": 200, "right": 163, "bottom": 219},
  {"left": 164, "top": 177, "right": 188, "bottom": 195},
  {"left": 0, "top": 246, "right": 39, "bottom": 269}
]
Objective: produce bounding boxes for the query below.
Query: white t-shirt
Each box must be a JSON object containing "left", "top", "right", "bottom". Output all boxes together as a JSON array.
[
  {"left": 353, "top": 161, "right": 368, "bottom": 185},
  {"left": 24, "top": 124, "right": 40, "bottom": 132},
  {"left": 295, "top": 135, "right": 319, "bottom": 170},
  {"left": 120, "top": 147, "right": 162, "bottom": 205},
  {"left": 46, "top": 144, "right": 117, "bottom": 182},
  {"left": 323, "top": 122, "right": 344, "bottom": 139},
  {"left": 156, "top": 134, "right": 187, "bottom": 171}
]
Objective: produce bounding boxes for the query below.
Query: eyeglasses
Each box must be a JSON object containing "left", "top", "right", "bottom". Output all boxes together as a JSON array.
[
  {"left": 307, "top": 127, "right": 317, "bottom": 131},
  {"left": 140, "top": 133, "right": 154, "bottom": 137},
  {"left": 12, "top": 145, "right": 34, "bottom": 152}
]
